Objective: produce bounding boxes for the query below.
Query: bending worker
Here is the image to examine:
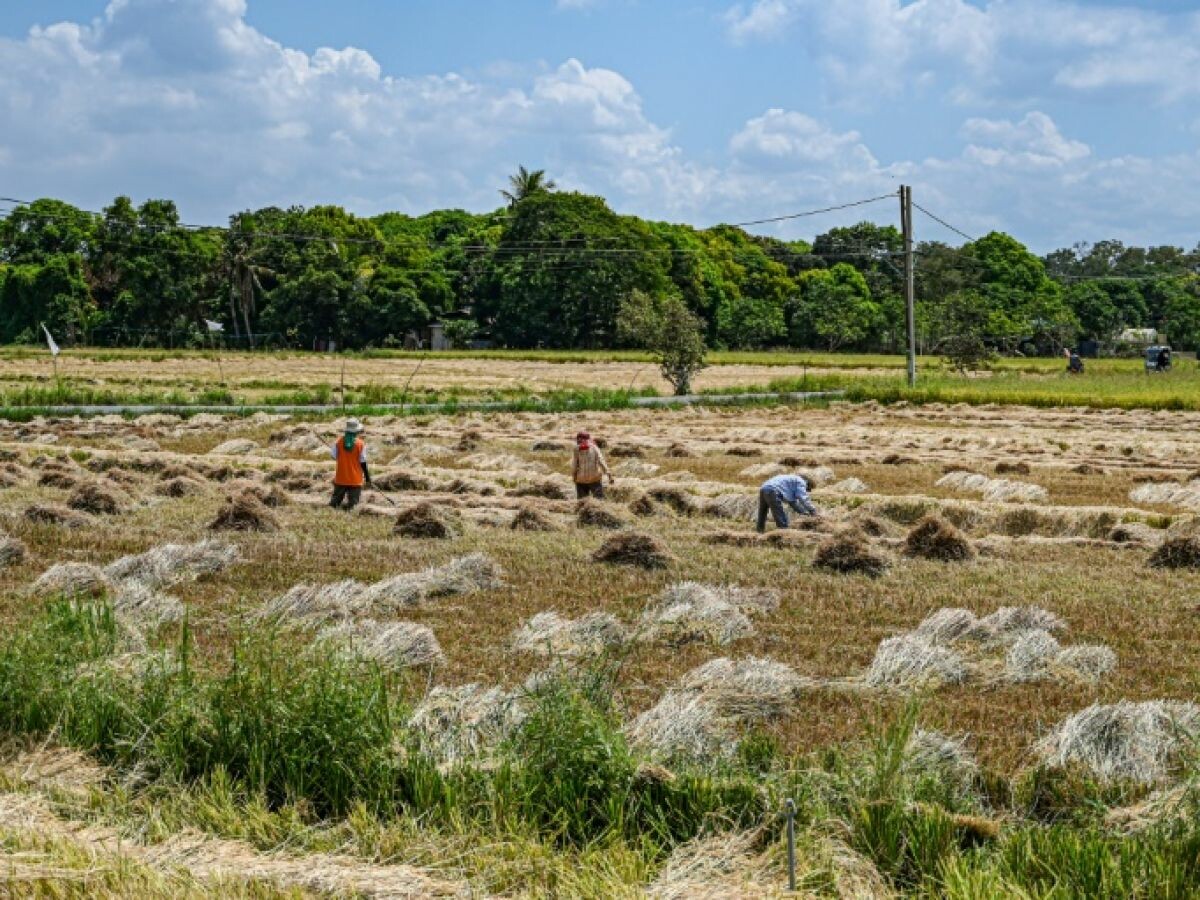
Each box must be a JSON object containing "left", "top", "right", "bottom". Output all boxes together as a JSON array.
[
  {"left": 757, "top": 472, "right": 818, "bottom": 533},
  {"left": 330, "top": 417, "right": 371, "bottom": 510},
  {"left": 572, "top": 430, "right": 614, "bottom": 499}
]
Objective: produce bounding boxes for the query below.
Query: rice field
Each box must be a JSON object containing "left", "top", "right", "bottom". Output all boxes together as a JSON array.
[
  {"left": 2, "top": 398, "right": 1200, "bottom": 896},
  {"left": 4, "top": 346, "right": 1199, "bottom": 410}
]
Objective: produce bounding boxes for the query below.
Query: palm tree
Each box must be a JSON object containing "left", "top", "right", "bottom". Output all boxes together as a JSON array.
[
  {"left": 500, "top": 166, "right": 556, "bottom": 207},
  {"left": 221, "top": 230, "right": 272, "bottom": 348}
]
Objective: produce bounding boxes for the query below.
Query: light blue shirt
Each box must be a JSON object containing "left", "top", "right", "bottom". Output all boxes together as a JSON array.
[{"left": 761, "top": 474, "right": 816, "bottom": 514}]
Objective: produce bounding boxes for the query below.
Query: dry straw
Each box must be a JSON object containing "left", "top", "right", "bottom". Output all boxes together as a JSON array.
[
  {"left": 393, "top": 502, "right": 464, "bottom": 539},
  {"left": 511, "top": 611, "right": 629, "bottom": 659},
  {"left": 317, "top": 619, "right": 445, "bottom": 671},
  {"left": 1038, "top": 701, "right": 1200, "bottom": 784},
  {"left": 208, "top": 490, "right": 279, "bottom": 532},
  {"left": 408, "top": 683, "right": 526, "bottom": 766},
  {"left": 592, "top": 531, "right": 674, "bottom": 569},
  {"left": 576, "top": 498, "right": 626, "bottom": 529},
  {"left": 903, "top": 515, "right": 975, "bottom": 562},
  {"left": 813, "top": 529, "right": 891, "bottom": 577}
]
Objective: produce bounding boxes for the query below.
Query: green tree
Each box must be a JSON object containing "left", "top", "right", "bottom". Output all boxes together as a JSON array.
[
  {"left": 935, "top": 290, "right": 996, "bottom": 372},
  {"left": 617, "top": 289, "right": 707, "bottom": 395},
  {"left": 500, "top": 166, "right": 556, "bottom": 207},
  {"left": 793, "top": 263, "right": 880, "bottom": 351}
]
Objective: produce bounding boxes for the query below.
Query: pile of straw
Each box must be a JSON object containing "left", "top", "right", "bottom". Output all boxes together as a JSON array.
[{"left": 592, "top": 531, "right": 674, "bottom": 569}]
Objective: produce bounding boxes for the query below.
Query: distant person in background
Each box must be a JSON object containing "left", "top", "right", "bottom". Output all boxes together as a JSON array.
[
  {"left": 572, "top": 430, "right": 613, "bottom": 499},
  {"left": 1068, "top": 351, "right": 1084, "bottom": 375},
  {"left": 1158, "top": 346, "right": 1172, "bottom": 371},
  {"left": 757, "top": 473, "right": 819, "bottom": 533},
  {"left": 330, "top": 418, "right": 370, "bottom": 510}
]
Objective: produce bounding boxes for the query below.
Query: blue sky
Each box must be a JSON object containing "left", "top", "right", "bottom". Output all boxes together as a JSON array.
[{"left": 0, "top": 0, "right": 1197, "bottom": 252}]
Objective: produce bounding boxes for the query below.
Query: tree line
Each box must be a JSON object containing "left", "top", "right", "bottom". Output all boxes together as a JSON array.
[{"left": 2, "top": 170, "right": 1198, "bottom": 355}]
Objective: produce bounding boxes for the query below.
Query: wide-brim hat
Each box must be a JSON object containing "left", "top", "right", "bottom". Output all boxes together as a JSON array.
[{"left": 344, "top": 418, "right": 364, "bottom": 434}]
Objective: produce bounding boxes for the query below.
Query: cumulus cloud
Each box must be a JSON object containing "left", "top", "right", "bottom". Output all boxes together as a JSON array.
[
  {"left": 722, "top": 0, "right": 1200, "bottom": 106},
  {"left": 0, "top": 0, "right": 1196, "bottom": 252}
]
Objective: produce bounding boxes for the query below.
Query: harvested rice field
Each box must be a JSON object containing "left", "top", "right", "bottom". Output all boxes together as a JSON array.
[{"left": 3, "top": 398, "right": 1200, "bottom": 896}]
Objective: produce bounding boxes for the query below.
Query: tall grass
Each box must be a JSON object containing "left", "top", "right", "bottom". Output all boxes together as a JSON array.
[{"left": 3, "top": 599, "right": 1200, "bottom": 894}]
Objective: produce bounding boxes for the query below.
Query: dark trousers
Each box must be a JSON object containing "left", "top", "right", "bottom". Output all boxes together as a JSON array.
[
  {"left": 330, "top": 484, "right": 362, "bottom": 509},
  {"left": 757, "top": 488, "right": 789, "bottom": 532},
  {"left": 576, "top": 481, "right": 605, "bottom": 500}
]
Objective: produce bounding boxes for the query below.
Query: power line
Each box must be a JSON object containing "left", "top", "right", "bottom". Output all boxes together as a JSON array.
[
  {"left": 911, "top": 201, "right": 977, "bottom": 243},
  {"left": 727, "top": 193, "right": 896, "bottom": 228}
]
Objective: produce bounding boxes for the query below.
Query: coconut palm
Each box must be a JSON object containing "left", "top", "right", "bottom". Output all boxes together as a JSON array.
[
  {"left": 221, "top": 230, "right": 273, "bottom": 348},
  {"left": 500, "top": 166, "right": 556, "bottom": 207}
]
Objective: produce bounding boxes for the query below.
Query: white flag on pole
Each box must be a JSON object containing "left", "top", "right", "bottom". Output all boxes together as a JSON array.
[
  {"left": 205, "top": 319, "right": 224, "bottom": 333},
  {"left": 41, "top": 324, "right": 60, "bottom": 357}
]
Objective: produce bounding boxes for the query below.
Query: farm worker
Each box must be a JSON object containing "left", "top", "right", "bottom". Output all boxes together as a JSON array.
[
  {"left": 572, "top": 430, "right": 613, "bottom": 500},
  {"left": 330, "top": 418, "right": 371, "bottom": 510},
  {"left": 756, "top": 473, "right": 818, "bottom": 533}
]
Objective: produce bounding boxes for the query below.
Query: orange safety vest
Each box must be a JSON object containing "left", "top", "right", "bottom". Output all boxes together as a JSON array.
[{"left": 334, "top": 438, "right": 366, "bottom": 487}]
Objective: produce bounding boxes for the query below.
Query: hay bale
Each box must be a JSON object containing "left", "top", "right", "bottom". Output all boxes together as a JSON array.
[
  {"left": 317, "top": 620, "right": 445, "bottom": 671},
  {"left": 813, "top": 530, "right": 890, "bottom": 577},
  {"left": 110, "top": 581, "right": 186, "bottom": 627},
  {"left": 629, "top": 494, "right": 660, "bottom": 517},
  {"left": 676, "top": 656, "right": 809, "bottom": 722},
  {"left": 0, "top": 536, "right": 27, "bottom": 568},
  {"left": 1148, "top": 535, "right": 1200, "bottom": 569},
  {"left": 829, "top": 477, "right": 869, "bottom": 494},
  {"left": 157, "top": 463, "right": 198, "bottom": 481},
  {"left": 609, "top": 444, "right": 645, "bottom": 458},
  {"left": 665, "top": 442, "right": 695, "bottom": 458},
  {"left": 979, "top": 605, "right": 1065, "bottom": 638},
  {"left": 726, "top": 446, "right": 762, "bottom": 457},
  {"left": 706, "top": 493, "right": 758, "bottom": 521},
  {"left": 641, "top": 582, "right": 777, "bottom": 646},
  {"left": 530, "top": 440, "right": 566, "bottom": 453},
  {"left": 512, "top": 611, "right": 629, "bottom": 658},
  {"left": 903, "top": 516, "right": 975, "bottom": 562},
  {"left": 994, "top": 461, "right": 1031, "bottom": 475},
  {"left": 1005, "top": 629, "right": 1062, "bottom": 682},
  {"left": 105, "top": 540, "right": 239, "bottom": 591},
  {"left": 228, "top": 480, "right": 289, "bottom": 508},
  {"left": 1073, "top": 463, "right": 1102, "bottom": 475},
  {"left": 394, "top": 502, "right": 464, "bottom": 539},
  {"left": 1037, "top": 701, "right": 1200, "bottom": 784},
  {"left": 739, "top": 462, "right": 787, "bottom": 480},
  {"left": 66, "top": 481, "right": 126, "bottom": 516},
  {"left": 357, "top": 552, "right": 500, "bottom": 613},
  {"left": 850, "top": 513, "right": 893, "bottom": 538},
  {"left": 38, "top": 469, "right": 81, "bottom": 490},
  {"left": 208, "top": 490, "right": 280, "bottom": 532},
  {"left": 511, "top": 505, "right": 559, "bottom": 531},
  {"left": 881, "top": 453, "right": 914, "bottom": 465},
  {"left": 576, "top": 498, "right": 626, "bottom": 529},
  {"left": 628, "top": 690, "right": 733, "bottom": 763},
  {"left": 865, "top": 635, "right": 967, "bottom": 689},
  {"left": 510, "top": 479, "right": 572, "bottom": 501},
  {"left": 648, "top": 486, "right": 699, "bottom": 516},
  {"left": 31, "top": 563, "right": 113, "bottom": 599},
  {"left": 157, "top": 476, "right": 205, "bottom": 498},
  {"left": 1056, "top": 645, "right": 1118, "bottom": 683},
  {"left": 613, "top": 459, "right": 660, "bottom": 477},
  {"left": 455, "top": 428, "right": 484, "bottom": 452},
  {"left": 374, "top": 470, "right": 436, "bottom": 492},
  {"left": 24, "top": 503, "right": 90, "bottom": 528},
  {"left": 592, "top": 531, "right": 674, "bottom": 569},
  {"left": 911, "top": 608, "right": 990, "bottom": 645},
  {"left": 209, "top": 438, "right": 259, "bottom": 456},
  {"left": 409, "top": 684, "right": 525, "bottom": 766}
]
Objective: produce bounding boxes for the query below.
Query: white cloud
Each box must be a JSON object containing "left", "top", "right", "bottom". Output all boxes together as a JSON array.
[
  {"left": 722, "top": 0, "right": 1200, "bottom": 106},
  {"left": 0, "top": 0, "right": 1196, "bottom": 252}
]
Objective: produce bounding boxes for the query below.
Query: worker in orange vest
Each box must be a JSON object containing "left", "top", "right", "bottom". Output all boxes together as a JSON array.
[{"left": 330, "top": 418, "right": 371, "bottom": 510}]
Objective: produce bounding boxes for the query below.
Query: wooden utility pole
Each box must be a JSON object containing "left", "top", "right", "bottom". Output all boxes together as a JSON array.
[{"left": 900, "top": 185, "right": 916, "bottom": 387}]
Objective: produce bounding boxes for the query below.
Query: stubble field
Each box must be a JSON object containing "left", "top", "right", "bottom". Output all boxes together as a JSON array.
[{"left": 2, "top": 397, "right": 1200, "bottom": 896}]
